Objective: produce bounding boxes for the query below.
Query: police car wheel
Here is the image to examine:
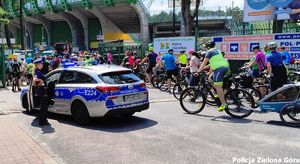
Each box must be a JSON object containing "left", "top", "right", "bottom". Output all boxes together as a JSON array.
[
  {"left": 71, "top": 100, "right": 91, "bottom": 125},
  {"left": 22, "top": 95, "right": 32, "bottom": 114}
]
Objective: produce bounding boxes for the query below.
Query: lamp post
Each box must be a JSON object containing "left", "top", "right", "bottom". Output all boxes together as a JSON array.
[
  {"left": 19, "top": 0, "right": 24, "bottom": 50},
  {"left": 172, "top": 0, "right": 176, "bottom": 36},
  {"left": 194, "top": 3, "right": 199, "bottom": 50},
  {"left": 1, "top": 24, "right": 5, "bottom": 87}
]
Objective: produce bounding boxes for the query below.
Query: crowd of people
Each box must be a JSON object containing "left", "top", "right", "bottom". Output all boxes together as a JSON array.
[
  {"left": 141, "top": 41, "right": 293, "bottom": 111},
  {"left": 4, "top": 41, "right": 294, "bottom": 111}
]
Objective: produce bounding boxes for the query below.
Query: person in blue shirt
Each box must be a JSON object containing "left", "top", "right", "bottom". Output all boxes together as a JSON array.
[
  {"left": 159, "top": 49, "right": 178, "bottom": 92},
  {"left": 266, "top": 42, "right": 287, "bottom": 91},
  {"left": 279, "top": 46, "right": 291, "bottom": 64},
  {"left": 33, "top": 58, "right": 49, "bottom": 126}
]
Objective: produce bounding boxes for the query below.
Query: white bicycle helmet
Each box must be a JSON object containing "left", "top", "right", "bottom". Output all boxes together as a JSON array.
[{"left": 268, "top": 42, "right": 277, "bottom": 49}]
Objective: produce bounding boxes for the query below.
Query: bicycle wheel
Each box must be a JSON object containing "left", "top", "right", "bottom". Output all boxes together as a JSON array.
[
  {"left": 204, "top": 88, "right": 218, "bottom": 106},
  {"left": 180, "top": 87, "right": 206, "bottom": 114},
  {"left": 224, "top": 89, "right": 254, "bottom": 119},
  {"left": 151, "top": 75, "right": 159, "bottom": 88},
  {"left": 279, "top": 105, "right": 300, "bottom": 127},
  {"left": 173, "top": 82, "right": 187, "bottom": 100},
  {"left": 245, "top": 87, "right": 262, "bottom": 108},
  {"left": 157, "top": 75, "right": 168, "bottom": 92}
]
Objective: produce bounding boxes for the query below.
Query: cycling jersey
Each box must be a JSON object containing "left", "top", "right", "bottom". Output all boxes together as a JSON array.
[
  {"left": 147, "top": 52, "right": 158, "bottom": 66},
  {"left": 160, "top": 53, "right": 177, "bottom": 70},
  {"left": 205, "top": 48, "right": 229, "bottom": 70},
  {"left": 266, "top": 51, "right": 284, "bottom": 67},
  {"left": 178, "top": 54, "right": 188, "bottom": 65}
]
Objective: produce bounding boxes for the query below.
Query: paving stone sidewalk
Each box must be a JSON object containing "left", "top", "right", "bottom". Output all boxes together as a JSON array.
[{"left": 0, "top": 115, "right": 58, "bottom": 164}]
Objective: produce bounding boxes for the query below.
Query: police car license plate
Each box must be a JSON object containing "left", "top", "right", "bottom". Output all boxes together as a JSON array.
[{"left": 124, "top": 94, "right": 141, "bottom": 102}]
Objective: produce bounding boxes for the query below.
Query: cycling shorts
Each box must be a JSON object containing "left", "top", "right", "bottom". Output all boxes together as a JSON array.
[
  {"left": 146, "top": 64, "right": 156, "bottom": 74},
  {"left": 166, "top": 69, "right": 178, "bottom": 79},
  {"left": 12, "top": 72, "right": 20, "bottom": 79},
  {"left": 212, "top": 67, "right": 229, "bottom": 86}
]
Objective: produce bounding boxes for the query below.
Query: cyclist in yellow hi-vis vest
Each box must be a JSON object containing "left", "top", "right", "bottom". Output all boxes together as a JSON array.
[{"left": 197, "top": 41, "right": 230, "bottom": 112}]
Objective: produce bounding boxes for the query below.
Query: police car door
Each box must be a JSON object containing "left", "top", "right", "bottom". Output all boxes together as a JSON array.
[
  {"left": 44, "top": 71, "right": 62, "bottom": 112},
  {"left": 55, "top": 71, "right": 78, "bottom": 113}
]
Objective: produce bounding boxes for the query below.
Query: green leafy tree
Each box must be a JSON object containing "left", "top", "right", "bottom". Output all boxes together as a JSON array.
[
  {"left": 0, "top": 7, "right": 9, "bottom": 24},
  {"left": 0, "top": 1, "right": 11, "bottom": 49}
]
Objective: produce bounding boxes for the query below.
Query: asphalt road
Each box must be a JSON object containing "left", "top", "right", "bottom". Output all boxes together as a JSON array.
[{"left": 3, "top": 88, "right": 300, "bottom": 164}]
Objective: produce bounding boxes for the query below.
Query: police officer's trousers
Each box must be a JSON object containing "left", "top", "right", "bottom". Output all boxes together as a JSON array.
[{"left": 34, "top": 86, "right": 49, "bottom": 124}]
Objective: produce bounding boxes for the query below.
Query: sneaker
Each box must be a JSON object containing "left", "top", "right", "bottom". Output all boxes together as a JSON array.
[{"left": 217, "top": 104, "right": 228, "bottom": 112}]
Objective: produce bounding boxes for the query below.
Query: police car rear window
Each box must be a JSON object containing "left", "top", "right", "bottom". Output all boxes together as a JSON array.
[{"left": 99, "top": 71, "right": 141, "bottom": 84}]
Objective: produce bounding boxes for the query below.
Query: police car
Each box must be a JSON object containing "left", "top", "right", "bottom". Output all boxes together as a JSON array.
[{"left": 20, "top": 65, "right": 149, "bottom": 124}]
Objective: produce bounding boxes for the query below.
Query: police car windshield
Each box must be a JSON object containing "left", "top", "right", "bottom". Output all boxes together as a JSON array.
[{"left": 98, "top": 71, "right": 141, "bottom": 84}]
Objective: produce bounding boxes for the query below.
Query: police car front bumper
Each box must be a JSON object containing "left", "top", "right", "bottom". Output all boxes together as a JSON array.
[{"left": 104, "top": 103, "right": 149, "bottom": 117}]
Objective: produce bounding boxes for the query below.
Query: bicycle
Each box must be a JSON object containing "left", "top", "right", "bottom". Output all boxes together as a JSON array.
[
  {"left": 172, "top": 68, "right": 190, "bottom": 100},
  {"left": 156, "top": 68, "right": 182, "bottom": 92},
  {"left": 233, "top": 67, "right": 263, "bottom": 108},
  {"left": 12, "top": 73, "right": 19, "bottom": 92},
  {"left": 180, "top": 72, "right": 255, "bottom": 118}
]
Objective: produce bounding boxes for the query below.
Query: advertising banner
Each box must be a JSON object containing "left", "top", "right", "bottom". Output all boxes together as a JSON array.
[
  {"left": 244, "top": 0, "right": 300, "bottom": 22},
  {"left": 212, "top": 33, "right": 300, "bottom": 60},
  {"left": 154, "top": 37, "right": 195, "bottom": 55}
]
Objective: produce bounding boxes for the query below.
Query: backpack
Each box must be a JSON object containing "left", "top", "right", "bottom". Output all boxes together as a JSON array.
[{"left": 11, "top": 62, "right": 21, "bottom": 73}]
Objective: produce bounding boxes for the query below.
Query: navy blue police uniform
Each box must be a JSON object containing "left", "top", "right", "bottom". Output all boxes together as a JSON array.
[{"left": 33, "top": 58, "right": 49, "bottom": 126}]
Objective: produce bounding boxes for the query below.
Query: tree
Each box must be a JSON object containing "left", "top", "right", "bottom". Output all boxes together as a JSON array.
[
  {"left": 0, "top": 0, "right": 11, "bottom": 49},
  {"left": 181, "top": 0, "right": 201, "bottom": 36},
  {"left": 227, "top": 7, "right": 243, "bottom": 25}
]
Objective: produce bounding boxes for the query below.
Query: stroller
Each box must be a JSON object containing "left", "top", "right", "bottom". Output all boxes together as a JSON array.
[{"left": 259, "top": 83, "right": 300, "bottom": 127}]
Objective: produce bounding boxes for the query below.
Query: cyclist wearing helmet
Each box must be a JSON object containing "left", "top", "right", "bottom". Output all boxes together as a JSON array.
[
  {"left": 10, "top": 58, "right": 22, "bottom": 91},
  {"left": 178, "top": 50, "right": 188, "bottom": 67},
  {"left": 141, "top": 47, "right": 158, "bottom": 84},
  {"left": 160, "top": 49, "right": 178, "bottom": 92},
  {"left": 266, "top": 42, "right": 287, "bottom": 91},
  {"left": 197, "top": 41, "right": 230, "bottom": 111}
]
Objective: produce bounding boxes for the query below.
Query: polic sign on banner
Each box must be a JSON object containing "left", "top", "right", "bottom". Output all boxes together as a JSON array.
[{"left": 212, "top": 33, "right": 300, "bottom": 60}]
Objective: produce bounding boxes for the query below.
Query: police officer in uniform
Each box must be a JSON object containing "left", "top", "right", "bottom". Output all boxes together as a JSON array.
[{"left": 33, "top": 58, "right": 50, "bottom": 126}]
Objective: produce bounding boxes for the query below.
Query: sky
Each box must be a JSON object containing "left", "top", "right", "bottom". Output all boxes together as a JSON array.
[{"left": 148, "top": 0, "right": 244, "bottom": 14}]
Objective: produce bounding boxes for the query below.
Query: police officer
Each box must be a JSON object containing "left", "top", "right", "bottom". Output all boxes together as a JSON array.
[{"left": 33, "top": 58, "right": 50, "bottom": 126}]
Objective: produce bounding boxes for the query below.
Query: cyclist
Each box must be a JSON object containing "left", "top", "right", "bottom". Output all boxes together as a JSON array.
[
  {"left": 121, "top": 50, "right": 135, "bottom": 68},
  {"left": 278, "top": 46, "right": 291, "bottom": 65},
  {"left": 265, "top": 42, "right": 287, "bottom": 91},
  {"left": 141, "top": 47, "right": 158, "bottom": 84},
  {"left": 10, "top": 58, "right": 22, "bottom": 91},
  {"left": 183, "top": 51, "right": 200, "bottom": 86},
  {"left": 159, "top": 49, "right": 178, "bottom": 93},
  {"left": 178, "top": 50, "right": 188, "bottom": 67},
  {"left": 246, "top": 46, "right": 266, "bottom": 79},
  {"left": 197, "top": 41, "right": 230, "bottom": 111},
  {"left": 26, "top": 60, "right": 34, "bottom": 84},
  {"left": 20, "top": 58, "right": 27, "bottom": 84}
]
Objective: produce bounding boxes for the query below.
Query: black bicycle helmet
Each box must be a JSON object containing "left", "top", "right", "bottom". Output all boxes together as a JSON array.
[{"left": 204, "top": 41, "right": 216, "bottom": 49}]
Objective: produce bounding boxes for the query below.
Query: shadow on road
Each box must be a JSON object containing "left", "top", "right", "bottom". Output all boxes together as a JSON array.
[
  {"left": 26, "top": 112, "right": 158, "bottom": 133},
  {"left": 192, "top": 113, "right": 264, "bottom": 124},
  {"left": 30, "top": 117, "right": 56, "bottom": 134},
  {"left": 266, "top": 120, "right": 300, "bottom": 129}
]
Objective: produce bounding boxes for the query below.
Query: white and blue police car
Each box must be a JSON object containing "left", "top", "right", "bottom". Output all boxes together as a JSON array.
[{"left": 20, "top": 64, "right": 149, "bottom": 124}]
